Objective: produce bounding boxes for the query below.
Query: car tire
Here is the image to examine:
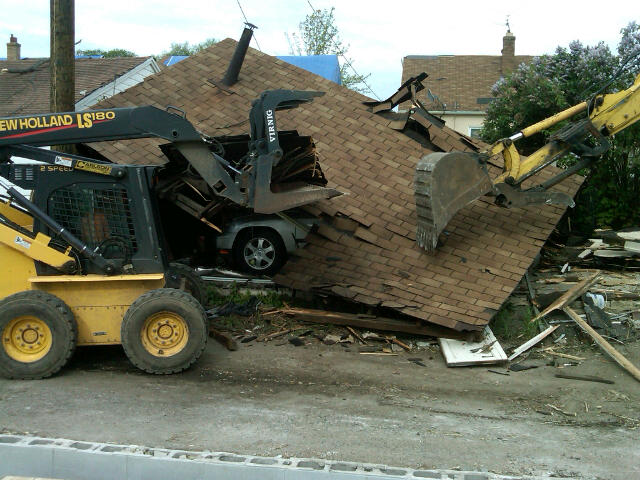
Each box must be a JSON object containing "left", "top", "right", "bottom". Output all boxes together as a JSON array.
[{"left": 233, "top": 228, "right": 286, "bottom": 276}]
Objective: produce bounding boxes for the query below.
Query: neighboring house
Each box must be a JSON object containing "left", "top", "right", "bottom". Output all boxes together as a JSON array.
[
  {"left": 0, "top": 35, "right": 160, "bottom": 116},
  {"left": 163, "top": 52, "right": 342, "bottom": 85},
  {"left": 401, "top": 30, "right": 533, "bottom": 137}
]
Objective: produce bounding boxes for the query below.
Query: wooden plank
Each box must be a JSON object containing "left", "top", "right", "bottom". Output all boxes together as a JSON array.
[
  {"left": 438, "top": 326, "right": 507, "bottom": 367},
  {"left": 594, "top": 249, "right": 634, "bottom": 258},
  {"left": 359, "top": 352, "right": 398, "bottom": 356},
  {"left": 507, "top": 325, "right": 559, "bottom": 362},
  {"left": 578, "top": 249, "right": 592, "bottom": 259},
  {"left": 390, "top": 337, "right": 412, "bottom": 351},
  {"left": 563, "top": 306, "right": 640, "bottom": 383},
  {"left": 273, "top": 308, "right": 474, "bottom": 340},
  {"left": 532, "top": 272, "right": 600, "bottom": 322},
  {"left": 554, "top": 373, "right": 615, "bottom": 384},
  {"left": 542, "top": 348, "right": 585, "bottom": 361}
]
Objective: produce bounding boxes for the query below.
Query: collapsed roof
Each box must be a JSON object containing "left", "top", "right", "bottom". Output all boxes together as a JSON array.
[{"left": 90, "top": 39, "right": 582, "bottom": 331}]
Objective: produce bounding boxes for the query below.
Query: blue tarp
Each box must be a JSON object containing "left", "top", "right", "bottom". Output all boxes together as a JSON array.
[
  {"left": 158, "top": 53, "right": 341, "bottom": 84},
  {"left": 277, "top": 55, "right": 341, "bottom": 85},
  {"left": 164, "top": 55, "right": 189, "bottom": 66}
]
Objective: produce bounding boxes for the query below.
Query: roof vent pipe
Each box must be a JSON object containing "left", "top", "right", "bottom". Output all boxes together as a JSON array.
[{"left": 221, "top": 23, "right": 256, "bottom": 87}]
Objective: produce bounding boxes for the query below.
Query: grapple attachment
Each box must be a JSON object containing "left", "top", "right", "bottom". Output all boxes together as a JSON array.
[{"left": 414, "top": 152, "right": 494, "bottom": 252}]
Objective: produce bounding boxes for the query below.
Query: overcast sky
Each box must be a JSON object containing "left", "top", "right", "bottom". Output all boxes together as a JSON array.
[{"left": 1, "top": 0, "right": 637, "bottom": 98}]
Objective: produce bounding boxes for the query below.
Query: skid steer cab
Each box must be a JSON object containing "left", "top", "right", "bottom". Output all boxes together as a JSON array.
[
  {"left": 0, "top": 162, "right": 209, "bottom": 379},
  {"left": 0, "top": 90, "right": 337, "bottom": 379}
]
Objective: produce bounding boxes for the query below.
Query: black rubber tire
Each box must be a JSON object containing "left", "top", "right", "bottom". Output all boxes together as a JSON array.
[
  {"left": 0, "top": 291, "right": 77, "bottom": 380},
  {"left": 233, "top": 228, "right": 287, "bottom": 277},
  {"left": 121, "top": 288, "right": 208, "bottom": 374},
  {"left": 164, "top": 262, "right": 208, "bottom": 306}
]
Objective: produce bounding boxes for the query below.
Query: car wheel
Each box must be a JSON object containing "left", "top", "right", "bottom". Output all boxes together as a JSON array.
[{"left": 233, "top": 228, "right": 286, "bottom": 276}]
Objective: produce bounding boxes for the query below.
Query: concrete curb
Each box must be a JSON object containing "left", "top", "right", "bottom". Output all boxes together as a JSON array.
[{"left": 0, "top": 434, "right": 569, "bottom": 480}]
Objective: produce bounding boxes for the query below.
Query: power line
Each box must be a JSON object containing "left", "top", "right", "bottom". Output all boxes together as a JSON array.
[
  {"left": 306, "top": 0, "right": 380, "bottom": 99},
  {"left": 236, "top": 0, "right": 262, "bottom": 52}
]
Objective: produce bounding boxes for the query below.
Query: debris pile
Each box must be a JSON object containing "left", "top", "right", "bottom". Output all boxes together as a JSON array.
[
  {"left": 498, "top": 267, "right": 640, "bottom": 382},
  {"left": 541, "top": 228, "right": 640, "bottom": 270},
  {"left": 205, "top": 298, "right": 444, "bottom": 354},
  {"left": 525, "top": 269, "right": 640, "bottom": 342}
]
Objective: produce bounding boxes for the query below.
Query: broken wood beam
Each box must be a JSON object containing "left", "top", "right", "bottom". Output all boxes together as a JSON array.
[
  {"left": 346, "top": 326, "right": 367, "bottom": 345},
  {"left": 562, "top": 305, "right": 640, "bottom": 383},
  {"left": 272, "top": 307, "right": 472, "bottom": 339},
  {"left": 532, "top": 272, "right": 600, "bottom": 322},
  {"left": 390, "top": 337, "right": 412, "bottom": 351}
]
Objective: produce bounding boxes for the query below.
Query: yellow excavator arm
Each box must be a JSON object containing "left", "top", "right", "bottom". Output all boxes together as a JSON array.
[{"left": 416, "top": 73, "right": 640, "bottom": 252}]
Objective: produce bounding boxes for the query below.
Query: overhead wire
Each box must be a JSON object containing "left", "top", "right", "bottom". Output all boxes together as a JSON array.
[
  {"left": 236, "top": 0, "right": 262, "bottom": 52},
  {"left": 305, "top": 0, "right": 380, "bottom": 100}
]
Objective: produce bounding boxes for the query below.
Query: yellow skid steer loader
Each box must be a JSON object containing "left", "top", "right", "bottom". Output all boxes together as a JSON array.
[{"left": 0, "top": 90, "right": 336, "bottom": 379}]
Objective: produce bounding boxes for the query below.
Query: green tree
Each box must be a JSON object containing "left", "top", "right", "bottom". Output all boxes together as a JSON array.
[
  {"left": 289, "top": 7, "right": 370, "bottom": 93},
  {"left": 481, "top": 22, "right": 640, "bottom": 231},
  {"left": 76, "top": 48, "right": 137, "bottom": 57},
  {"left": 161, "top": 38, "right": 218, "bottom": 56}
]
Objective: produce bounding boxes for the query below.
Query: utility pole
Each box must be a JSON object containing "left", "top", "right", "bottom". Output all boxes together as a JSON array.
[{"left": 50, "top": 0, "right": 75, "bottom": 152}]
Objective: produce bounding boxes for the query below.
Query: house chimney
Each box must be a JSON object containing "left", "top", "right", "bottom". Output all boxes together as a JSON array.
[
  {"left": 221, "top": 23, "right": 256, "bottom": 87},
  {"left": 500, "top": 30, "right": 516, "bottom": 75},
  {"left": 7, "top": 34, "right": 21, "bottom": 61}
]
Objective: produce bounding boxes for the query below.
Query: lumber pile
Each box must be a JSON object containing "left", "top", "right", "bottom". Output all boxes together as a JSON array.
[{"left": 541, "top": 228, "right": 640, "bottom": 270}]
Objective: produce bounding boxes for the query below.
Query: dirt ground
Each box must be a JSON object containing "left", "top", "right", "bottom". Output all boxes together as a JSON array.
[{"left": 1, "top": 334, "right": 638, "bottom": 479}]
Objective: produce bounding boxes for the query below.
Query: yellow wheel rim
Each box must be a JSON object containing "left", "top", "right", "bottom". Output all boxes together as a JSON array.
[
  {"left": 2, "top": 316, "right": 52, "bottom": 363},
  {"left": 140, "top": 311, "right": 189, "bottom": 357}
]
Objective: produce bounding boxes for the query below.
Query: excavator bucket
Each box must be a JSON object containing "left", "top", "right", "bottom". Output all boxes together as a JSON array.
[{"left": 414, "top": 152, "right": 494, "bottom": 252}]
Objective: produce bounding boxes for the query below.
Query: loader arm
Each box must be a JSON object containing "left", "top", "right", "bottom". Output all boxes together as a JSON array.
[
  {"left": 0, "top": 106, "right": 245, "bottom": 205},
  {"left": 416, "top": 72, "right": 640, "bottom": 252},
  {"left": 0, "top": 92, "right": 341, "bottom": 214}
]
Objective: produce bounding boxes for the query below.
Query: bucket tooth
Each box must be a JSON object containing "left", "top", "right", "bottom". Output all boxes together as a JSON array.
[{"left": 414, "top": 152, "right": 493, "bottom": 253}]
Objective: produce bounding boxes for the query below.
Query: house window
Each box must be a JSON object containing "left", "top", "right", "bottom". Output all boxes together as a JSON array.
[{"left": 468, "top": 127, "right": 482, "bottom": 139}]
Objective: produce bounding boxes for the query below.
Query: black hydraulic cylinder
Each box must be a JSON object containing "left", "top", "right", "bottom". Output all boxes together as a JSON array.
[
  {"left": 540, "top": 157, "right": 595, "bottom": 190},
  {"left": 7, "top": 186, "right": 115, "bottom": 274}
]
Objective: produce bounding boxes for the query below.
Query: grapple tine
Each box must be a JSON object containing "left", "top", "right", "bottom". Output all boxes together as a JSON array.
[
  {"left": 414, "top": 152, "right": 493, "bottom": 253},
  {"left": 253, "top": 185, "right": 342, "bottom": 214}
]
